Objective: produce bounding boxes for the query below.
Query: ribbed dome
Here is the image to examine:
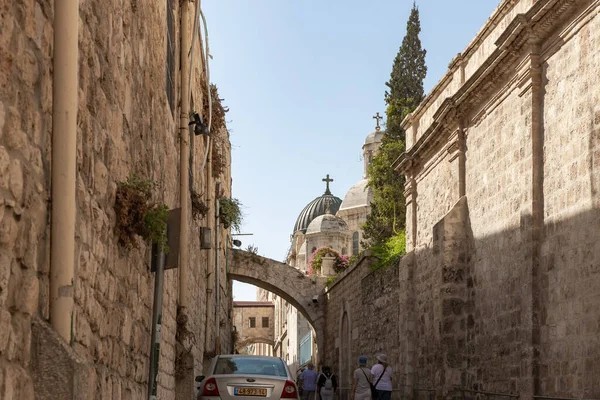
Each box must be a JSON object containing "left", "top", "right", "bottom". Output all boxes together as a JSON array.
[
  {"left": 339, "top": 178, "right": 372, "bottom": 211},
  {"left": 293, "top": 194, "right": 342, "bottom": 234},
  {"left": 306, "top": 213, "right": 349, "bottom": 235}
]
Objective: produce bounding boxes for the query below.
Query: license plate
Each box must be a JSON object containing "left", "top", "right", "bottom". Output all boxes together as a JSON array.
[{"left": 235, "top": 388, "right": 267, "bottom": 397}]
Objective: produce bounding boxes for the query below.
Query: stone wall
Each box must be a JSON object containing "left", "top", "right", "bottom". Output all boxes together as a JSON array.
[
  {"left": 1, "top": 0, "right": 233, "bottom": 399},
  {"left": 323, "top": 254, "right": 400, "bottom": 398},
  {"left": 397, "top": 0, "right": 600, "bottom": 398},
  {"left": 233, "top": 302, "right": 275, "bottom": 350}
]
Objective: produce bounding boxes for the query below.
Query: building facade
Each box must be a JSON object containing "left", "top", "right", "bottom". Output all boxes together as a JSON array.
[
  {"left": 395, "top": 0, "right": 600, "bottom": 397},
  {"left": 232, "top": 301, "right": 275, "bottom": 355},
  {"left": 258, "top": 126, "right": 383, "bottom": 376},
  {"left": 1, "top": 1, "right": 234, "bottom": 399}
]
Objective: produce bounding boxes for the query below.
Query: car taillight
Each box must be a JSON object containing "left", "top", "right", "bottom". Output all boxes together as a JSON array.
[
  {"left": 202, "top": 377, "right": 220, "bottom": 397},
  {"left": 281, "top": 380, "right": 297, "bottom": 399}
]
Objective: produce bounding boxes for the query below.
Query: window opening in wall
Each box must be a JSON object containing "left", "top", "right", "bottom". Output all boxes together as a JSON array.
[
  {"left": 311, "top": 247, "right": 317, "bottom": 254},
  {"left": 352, "top": 232, "right": 359, "bottom": 255},
  {"left": 262, "top": 317, "right": 269, "bottom": 328},
  {"left": 249, "top": 317, "right": 256, "bottom": 328},
  {"left": 165, "top": 0, "right": 175, "bottom": 116}
]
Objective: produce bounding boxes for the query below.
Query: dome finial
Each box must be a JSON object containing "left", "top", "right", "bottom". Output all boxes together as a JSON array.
[
  {"left": 322, "top": 174, "right": 334, "bottom": 195},
  {"left": 373, "top": 112, "right": 383, "bottom": 131}
]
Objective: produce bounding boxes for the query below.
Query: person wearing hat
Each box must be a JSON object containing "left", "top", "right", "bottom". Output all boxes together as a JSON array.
[
  {"left": 299, "top": 362, "right": 318, "bottom": 400},
  {"left": 351, "top": 356, "right": 373, "bottom": 400},
  {"left": 371, "top": 354, "right": 392, "bottom": 400}
]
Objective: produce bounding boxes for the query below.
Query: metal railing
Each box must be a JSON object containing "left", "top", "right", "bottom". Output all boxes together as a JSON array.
[
  {"left": 450, "top": 387, "right": 520, "bottom": 400},
  {"left": 533, "top": 396, "right": 600, "bottom": 400},
  {"left": 311, "top": 386, "right": 599, "bottom": 400}
]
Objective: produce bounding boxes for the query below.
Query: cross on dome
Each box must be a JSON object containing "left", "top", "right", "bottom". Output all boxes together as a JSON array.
[
  {"left": 322, "top": 174, "right": 334, "bottom": 195},
  {"left": 373, "top": 112, "right": 383, "bottom": 131}
]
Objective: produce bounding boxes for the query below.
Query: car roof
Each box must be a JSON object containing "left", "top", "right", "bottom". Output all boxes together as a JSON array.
[{"left": 217, "top": 354, "right": 283, "bottom": 360}]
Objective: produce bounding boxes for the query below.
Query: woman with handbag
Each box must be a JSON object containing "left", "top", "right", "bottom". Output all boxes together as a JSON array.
[
  {"left": 371, "top": 354, "right": 392, "bottom": 400},
  {"left": 351, "top": 356, "right": 373, "bottom": 400}
]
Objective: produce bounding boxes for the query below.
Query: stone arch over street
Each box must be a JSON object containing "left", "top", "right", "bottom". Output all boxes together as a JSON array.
[{"left": 229, "top": 249, "right": 328, "bottom": 361}]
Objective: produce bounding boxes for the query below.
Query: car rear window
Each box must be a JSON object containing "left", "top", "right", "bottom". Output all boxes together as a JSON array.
[{"left": 213, "top": 357, "right": 287, "bottom": 377}]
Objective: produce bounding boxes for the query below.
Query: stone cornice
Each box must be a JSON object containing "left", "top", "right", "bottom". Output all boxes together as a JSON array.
[
  {"left": 397, "top": 0, "right": 587, "bottom": 174},
  {"left": 400, "top": 0, "right": 521, "bottom": 129}
]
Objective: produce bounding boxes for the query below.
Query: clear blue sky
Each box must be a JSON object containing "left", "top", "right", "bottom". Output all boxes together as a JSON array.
[{"left": 202, "top": 0, "right": 500, "bottom": 300}]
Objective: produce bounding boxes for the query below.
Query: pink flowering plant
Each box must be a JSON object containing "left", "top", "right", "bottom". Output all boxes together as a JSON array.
[{"left": 307, "top": 247, "right": 350, "bottom": 276}]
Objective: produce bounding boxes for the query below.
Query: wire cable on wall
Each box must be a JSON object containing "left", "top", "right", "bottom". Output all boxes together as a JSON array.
[{"left": 187, "top": 2, "right": 213, "bottom": 194}]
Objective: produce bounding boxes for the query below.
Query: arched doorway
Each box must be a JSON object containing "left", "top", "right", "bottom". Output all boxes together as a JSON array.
[{"left": 338, "top": 301, "right": 352, "bottom": 400}]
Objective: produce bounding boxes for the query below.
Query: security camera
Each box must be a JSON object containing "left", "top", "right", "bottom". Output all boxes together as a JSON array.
[
  {"left": 233, "top": 239, "right": 242, "bottom": 247},
  {"left": 312, "top": 295, "right": 319, "bottom": 304}
]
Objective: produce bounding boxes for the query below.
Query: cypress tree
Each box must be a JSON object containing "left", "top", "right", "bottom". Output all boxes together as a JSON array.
[{"left": 363, "top": 3, "right": 427, "bottom": 247}]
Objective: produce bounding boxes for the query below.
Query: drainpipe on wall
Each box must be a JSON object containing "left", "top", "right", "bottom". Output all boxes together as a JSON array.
[
  {"left": 178, "top": 0, "right": 191, "bottom": 313},
  {"left": 50, "top": 0, "right": 79, "bottom": 343},
  {"left": 215, "top": 181, "right": 221, "bottom": 354},
  {"left": 204, "top": 141, "right": 214, "bottom": 351}
]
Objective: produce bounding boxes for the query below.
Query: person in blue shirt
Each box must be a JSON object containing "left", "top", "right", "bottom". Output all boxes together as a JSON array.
[{"left": 299, "top": 363, "right": 318, "bottom": 400}]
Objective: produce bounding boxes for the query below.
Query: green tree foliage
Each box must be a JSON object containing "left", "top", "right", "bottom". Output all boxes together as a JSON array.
[{"left": 363, "top": 3, "right": 427, "bottom": 248}]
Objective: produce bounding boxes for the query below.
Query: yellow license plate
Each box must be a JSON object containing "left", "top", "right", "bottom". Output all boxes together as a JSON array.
[{"left": 235, "top": 388, "right": 267, "bottom": 396}]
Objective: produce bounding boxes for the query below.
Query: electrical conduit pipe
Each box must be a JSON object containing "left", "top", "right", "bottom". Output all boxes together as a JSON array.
[{"left": 50, "top": 0, "right": 79, "bottom": 343}]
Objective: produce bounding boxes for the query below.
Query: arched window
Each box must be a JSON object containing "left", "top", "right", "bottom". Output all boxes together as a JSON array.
[{"left": 352, "top": 232, "right": 359, "bottom": 255}]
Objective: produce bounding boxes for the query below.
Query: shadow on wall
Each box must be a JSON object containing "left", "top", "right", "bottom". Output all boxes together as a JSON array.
[
  {"left": 399, "top": 197, "right": 600, "bottom": 399},
  {"left": 589, "top": 107, "right": 600, "bottom": 208}
]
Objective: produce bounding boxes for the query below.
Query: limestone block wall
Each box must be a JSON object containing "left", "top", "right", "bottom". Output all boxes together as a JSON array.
[
  {"left": 463, "top": 88, "right": 534, "bottom": 393},
  {"left": 397, "top": 0, "right": 600, "bottom": 398},
  {"left": 540, "top": 9, "right": 600, "bottom": 394},
  {"left": 323, "top": 254, "right": 400, "bottom": 398},
  {"left": 1, "top": 0, "right": 57, "bottom": 398},
  {"left": 1, "top": 0, "right": 233, "bottom": 399}
]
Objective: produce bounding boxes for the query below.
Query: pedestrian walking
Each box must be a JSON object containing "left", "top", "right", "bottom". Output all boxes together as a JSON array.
[
  {"left": 351, "top": 356, "right": 373, "bottom": 400},
  {"left": 371, "top": 354, "right": 392, "bottom": 400},
  {"left": 299, "top": 363, "right": 319, "bottom": 400},
  {"left": 316, "top": 366, "right": 338, "bottom": 400}
]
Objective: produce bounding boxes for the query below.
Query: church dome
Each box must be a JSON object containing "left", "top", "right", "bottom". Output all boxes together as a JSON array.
[
  {"left": 293, "top": 193, "right": 342, "bottom": 234},
  {"left": 363, "top": 130, "right": 384, "bottom": 147},
  {"left": 339, "top": 178, "right": 372, "bottom": 211},
  {"left": 306, "top": 213, "right": 349, "bottom": 235}
]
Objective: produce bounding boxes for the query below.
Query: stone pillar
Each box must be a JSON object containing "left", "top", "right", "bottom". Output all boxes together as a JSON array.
[
  {"left": 435, "top": 197, "right": 473, "bottom": 393},
  {"left": 321, "top": 256, "right": 335, "bottom": 277},
  {"left": 398, "top": 251, "right": 417, "bottom": 398},
  {"left": 529, "top": 36, "right": 544, "bottom": 398},
  {"left": 404, "top": 175, "right": 418, "bottom": 251}
]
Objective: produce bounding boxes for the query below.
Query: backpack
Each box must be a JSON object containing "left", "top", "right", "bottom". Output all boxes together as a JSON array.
[{"left": 324, "top": 375, "right": 333, "bottom": 390}]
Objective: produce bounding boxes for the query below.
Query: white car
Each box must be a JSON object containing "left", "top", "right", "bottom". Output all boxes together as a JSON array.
[{"left": 197, "top": 355, "right": 300, "bottom": 400}]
